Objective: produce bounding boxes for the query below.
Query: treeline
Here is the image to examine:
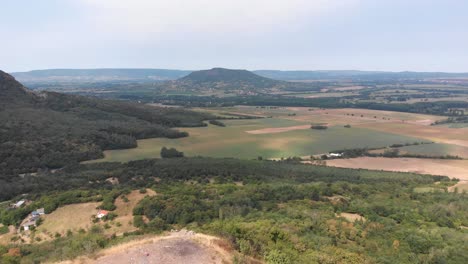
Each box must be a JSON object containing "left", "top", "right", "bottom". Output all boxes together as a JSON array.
[
  {"left": 147, "top": 94, "right": 468, "bottom": 116},
  {"left": 432, "top": 115, "right": 468, "bottom": 125},
  {"left": 327, "top": 142, "right": 463, "bottom": 160},
  {"left": 208, "top": 120, "right": 226, "bottom": 127},
  {"left": 0, "top": 157, "right": 447, "bottom": 201}
]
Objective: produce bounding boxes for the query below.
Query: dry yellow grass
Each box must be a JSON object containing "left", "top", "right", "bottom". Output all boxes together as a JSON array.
[
  {"left": 246, "top": 124, "right": 311, "bottom": 134},
  {"left": 0, "top": 225, "right": 17, "bottom": 245},
  {"left": 36, "top": 202, "right": 100, "bottom": 240},
  {"left": 327, "top": 157, "right": 468, "bottom": 180},
  {"left": 327, "top": 157, "right": 468, "bottom": 192}
]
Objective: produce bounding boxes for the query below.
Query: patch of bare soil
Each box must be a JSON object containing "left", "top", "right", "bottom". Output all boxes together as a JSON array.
[
  {"left": 336, "top": 213, "right": 366, "bottom": 222},
  {"left": 332, "top": 86, "right": 365, "bottom": 91},
  {"left": 56, "top": 230, "right": 234, "bottom": 264},
  {"left": 246, "top": 124, "right": 311, "bottom": 134}
]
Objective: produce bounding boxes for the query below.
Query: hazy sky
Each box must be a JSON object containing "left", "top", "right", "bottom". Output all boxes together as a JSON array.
[{"left": 1, "top": 0, "right": 467, "bottom": 72}]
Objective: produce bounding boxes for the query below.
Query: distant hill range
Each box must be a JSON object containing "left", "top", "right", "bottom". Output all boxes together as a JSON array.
[
  {"left": 12, "top": 68, "right": 468, "bottom": 83},
  {"left": 255, "top": 70, "right": 468, "bottom": 81},
  {"left": 12, "top": 68, "right": 191, "bottom": 83}
]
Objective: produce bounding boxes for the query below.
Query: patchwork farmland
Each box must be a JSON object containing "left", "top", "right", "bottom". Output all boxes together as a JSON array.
[{"left": 89, "top": 105, "right": 468, "bottom": 162}]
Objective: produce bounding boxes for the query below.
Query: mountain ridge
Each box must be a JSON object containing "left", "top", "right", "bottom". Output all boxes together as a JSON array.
[{"left": 12, "top": 68, "right": 468, "bottom": 82}]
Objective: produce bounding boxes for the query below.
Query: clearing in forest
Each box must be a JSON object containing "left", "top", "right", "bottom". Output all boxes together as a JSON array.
[
  {"left": 36, "top": 202, "right": 101, "bottom": 241},
  {"left": 104, "top": 189, "right": 156, "bottom": 236}
]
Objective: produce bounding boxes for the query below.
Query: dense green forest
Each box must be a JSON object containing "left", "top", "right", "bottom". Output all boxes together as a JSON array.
[
  {"left": 0, "top": 71, "right": 213, "bottom": 181},
  {"left": 1, "top": 157, "right": 466, "bottom": 263}
]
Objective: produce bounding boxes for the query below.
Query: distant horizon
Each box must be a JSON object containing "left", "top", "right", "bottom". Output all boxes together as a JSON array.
[
  {"left": 9, "top": 67, "right": 468, "bottom": 74},
  {"left": 2, "top": 1, "right": 467, "bottom": 73}
]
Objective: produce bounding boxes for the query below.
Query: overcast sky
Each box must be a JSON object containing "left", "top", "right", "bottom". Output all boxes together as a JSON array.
[{"left": 1, "top": 0, "right": 467, "bottom": 72}]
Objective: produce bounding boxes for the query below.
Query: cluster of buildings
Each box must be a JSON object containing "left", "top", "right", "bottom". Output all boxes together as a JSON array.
[{"left": 22, "top": 208, "right": 45, "bottom": 231}]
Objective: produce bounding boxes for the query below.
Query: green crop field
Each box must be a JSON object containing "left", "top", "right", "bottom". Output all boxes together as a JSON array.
[
  {"left": 91, "top": 117, "right": 424, "bottom": 163},
  {"left": 400, "top": 143, "right": 468, "bottom": 158}
]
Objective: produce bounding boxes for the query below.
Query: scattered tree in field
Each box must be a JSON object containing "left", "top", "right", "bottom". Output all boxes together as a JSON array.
[
  {"left": 160, "top": 147, "right": 184, "bottom": 158},
  {"left": 311, "top": 125, "right": 328, "bottom": 130}
]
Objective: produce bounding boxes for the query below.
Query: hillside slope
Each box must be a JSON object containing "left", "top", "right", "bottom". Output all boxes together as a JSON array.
[
  {"left": 0, "top": 70, "right": 213, "bottom": 180},
  {"left": 180, "top": 67, "right": 280, "bottom": 88}
]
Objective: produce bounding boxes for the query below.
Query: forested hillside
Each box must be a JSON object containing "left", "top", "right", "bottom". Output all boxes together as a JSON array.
[
  {"left": 0, "top": 70, "right": 213, "bottom": 178},
  {"left": 2, "top": 158, "right": 466, "bottom": 263}
]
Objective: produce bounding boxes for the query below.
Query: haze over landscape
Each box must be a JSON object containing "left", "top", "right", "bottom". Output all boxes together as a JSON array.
[
  {"left": 1, "top": 1, "right": 467, "bottom": 264},
  {"left": 2, "top": 0, "right": 468, "bottom": 72}
]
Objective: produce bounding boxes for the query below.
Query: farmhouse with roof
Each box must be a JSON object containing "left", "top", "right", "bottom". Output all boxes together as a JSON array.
[
  {"left": 21, "top": 208, "right": 45, "bottom": 231},
  {"left": 96, "top": 209, "right": 109, "bottom": 219}
]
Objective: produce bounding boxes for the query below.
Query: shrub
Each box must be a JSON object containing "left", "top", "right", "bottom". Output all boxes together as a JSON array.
[
  {"left": 133, "top": 216, "right": 145, "bottom": 228},
  {"left": 265, "top": 250, "right": 292, "bottom": 264},
  {"left": 209, "top": 120, "right": 226, "bottom": 127},
  {"left": 311, "top": 125, "right": 328, "bottom": 130},
  {"left": 0, "top": 225, "right": 8, "bottom": 235}
]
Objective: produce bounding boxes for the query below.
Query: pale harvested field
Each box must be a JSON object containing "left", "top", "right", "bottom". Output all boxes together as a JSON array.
[
  {"left": 327, "top": 157, "right": 468, "bottom": 180},
  {"left": 327, "top": 157, "right": 468, "bottom": 192},
  {"left": 106, "top": 189, "right": 156, "bottom": 236},
  {"left": 37, "top": 202, "right": 100, "bottom": 240},
  {"left": 332, "top": 85, "right": 366, "bottom": 91},
  {"left": 54, "top": 230, "right": 234, "bottom": 264},
  {"left": 246, "top": 124, "right": 311, "bottom": 134},
  {"left": 285, "top": 108, "right": 445, "bottom": 127}
]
